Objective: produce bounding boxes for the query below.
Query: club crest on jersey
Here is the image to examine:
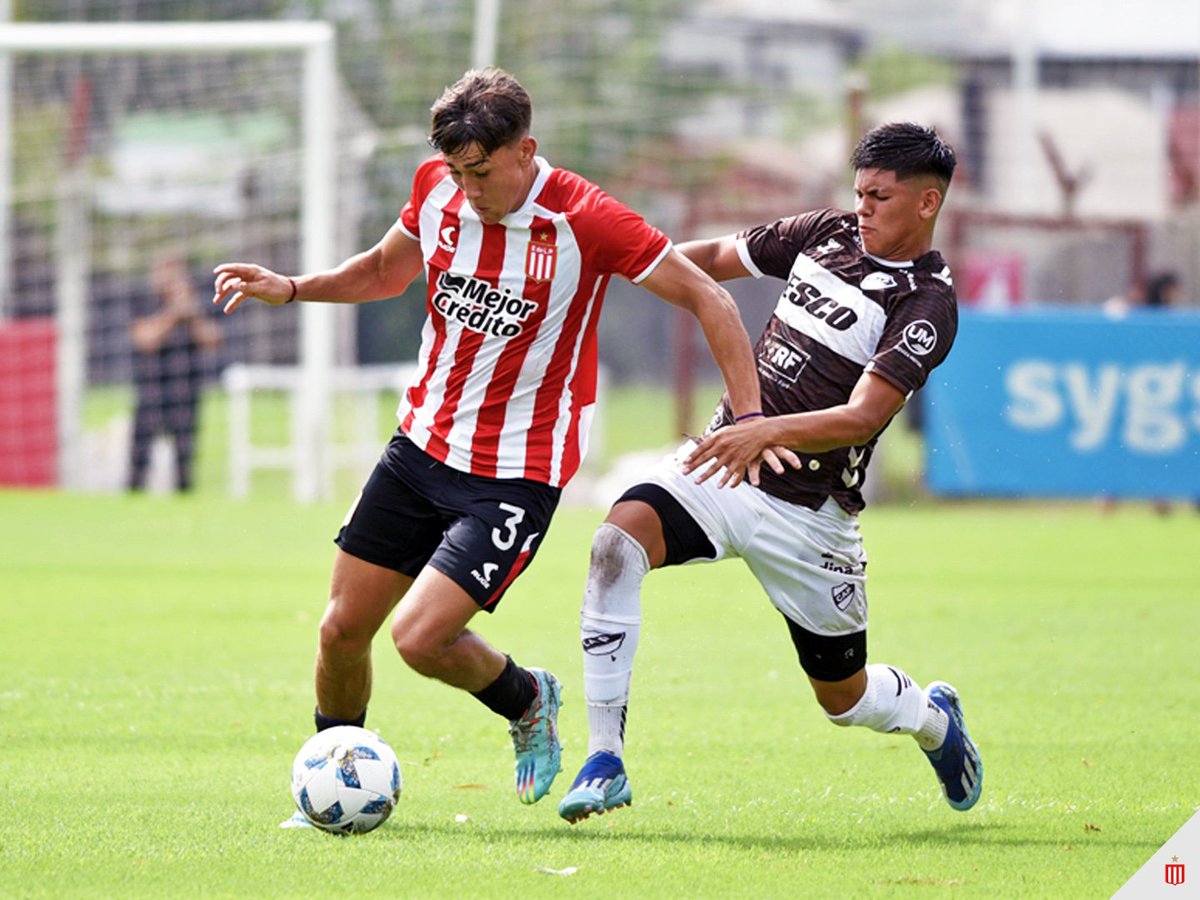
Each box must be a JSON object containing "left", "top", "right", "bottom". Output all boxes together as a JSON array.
[
  {"left": 525, "top": 238, "right": 557, "bottom": 283},
  {"left": 860, "top": 271, "right": 897, "bottom": 291},
  {"left": 432, "top": 271, "right": 538, "bottom": 338}
]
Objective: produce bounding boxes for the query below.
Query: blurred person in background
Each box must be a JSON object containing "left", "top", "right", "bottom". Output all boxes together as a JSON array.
[
  {"left": 212, "top": 67, "right": 763, "bottom": 816},
  {"left": 1144, "top": 271, "right": 1181, "bottom": 309},
  {"left": 559, "top": 122, "right": 984, "bottom": 824},
  {"left": 127, "top": 254, "right": 221, "bottom": 493},
  {"left": 1101, "top": 269, "right": 1184, "bottom": 514}
]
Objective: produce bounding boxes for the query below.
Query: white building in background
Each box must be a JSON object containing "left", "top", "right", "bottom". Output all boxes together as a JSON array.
[
  {"left": 655, "top": 0, "right": 1199, "bottom": 301},
  {"left": 662, "top": 0, "right": 860, "bottom": 143}
]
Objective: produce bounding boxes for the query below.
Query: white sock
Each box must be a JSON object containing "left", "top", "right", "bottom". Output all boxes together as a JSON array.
[
  {"left": 580, "top": 523, "right": 649, "bottom": 758},
  {"left": 826, "top": 664, "right": 946, "bottom": 749}
]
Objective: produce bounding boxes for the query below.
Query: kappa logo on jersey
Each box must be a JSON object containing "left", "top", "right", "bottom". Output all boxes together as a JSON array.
[
  {"left": 831, "top": 582, "right": 857, "bottom": 611},
  {"left": 438, "top": 225, "right": 457, "bottom": 253},
  {"left": 471, "top": 561, "right": 500, "bottom": 588},
  {"left": 901, "top": 319, "right": 937, "bottom": 356},
  {"left": 432, "top": 271, "right": 539, "bottom": 338},
  {"left": 860, "top": 271, "right": 897, "bottom": 292},
  {"left": 761, "top": 334, "right": 810, "bottom": 385},
  {"left": 525, "top": 235, "right": 557, "bottom": 282},
  {"left": 781, "top": 276, "right": 859, "bottom": 331}
]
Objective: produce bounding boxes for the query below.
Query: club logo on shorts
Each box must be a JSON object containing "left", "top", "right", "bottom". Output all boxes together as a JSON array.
[
  {"left": 582, "top": 632, "right": 626, "bottom": 656},
  {"left": 525, "top": 236, "right": 557, "bottom": 283},
  {"left": 831, "top": 582, "right": 856, "bottom": 611}
]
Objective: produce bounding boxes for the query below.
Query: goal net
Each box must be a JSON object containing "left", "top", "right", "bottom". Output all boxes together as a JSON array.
[{"left": 0, "top": 22, "right": 345, "bottom": 499}]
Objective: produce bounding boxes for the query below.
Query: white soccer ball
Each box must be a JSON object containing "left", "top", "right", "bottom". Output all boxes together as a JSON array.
[{"left": 290, "top": 725, "right": 403, "bottom": 834}]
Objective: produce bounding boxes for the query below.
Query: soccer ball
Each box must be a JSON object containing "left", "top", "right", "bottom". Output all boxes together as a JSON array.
[{"left": 290, "top": 726, "right": 403, "bottom": 834}]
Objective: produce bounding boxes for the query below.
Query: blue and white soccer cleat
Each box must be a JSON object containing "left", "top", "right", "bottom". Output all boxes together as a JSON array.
[
  {"left": 509, "top": 668, "right": 562, "bottom": 804},
  {"left": 557, "top": 751, "right": 632, "bottom": 824},
  {"left": 279, "top": 811, "right": 313, "bottom": 829},
  {"left": 922, "top": 681, "right": 983, "bottom": 811}
]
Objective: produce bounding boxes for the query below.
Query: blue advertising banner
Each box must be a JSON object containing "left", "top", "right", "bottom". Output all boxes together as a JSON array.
[{"left": 924, "top": 308, "right": 1200, "bottom": 498}]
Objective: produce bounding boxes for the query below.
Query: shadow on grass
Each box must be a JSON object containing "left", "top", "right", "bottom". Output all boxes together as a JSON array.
[{"left": 357, "top": 819, "right": 1161, "bottom": 853}]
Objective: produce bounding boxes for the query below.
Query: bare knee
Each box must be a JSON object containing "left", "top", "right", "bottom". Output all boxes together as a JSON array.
[
  {"left": 390, "top": 620, "right": 445, "bottom": 677},
  {"left": 318, "top": 602, "right": 375, "bottom": 664},
  {"left": 810, "top": 670, "right": 867, "bottom": 718}
]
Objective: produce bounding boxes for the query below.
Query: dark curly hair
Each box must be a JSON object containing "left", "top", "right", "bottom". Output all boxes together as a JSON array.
[{"left": 428, "top": 68, "right": 532, "bottom": 157}]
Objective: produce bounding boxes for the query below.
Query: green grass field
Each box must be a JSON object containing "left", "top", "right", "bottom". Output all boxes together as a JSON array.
[{"left": 2, "top": 487, "right": 1197, "bottom": 898}]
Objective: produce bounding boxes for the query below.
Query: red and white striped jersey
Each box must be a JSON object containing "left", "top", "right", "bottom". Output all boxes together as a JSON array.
[{"left": 395, "top": 155, "right": 671, "bottom": 487}]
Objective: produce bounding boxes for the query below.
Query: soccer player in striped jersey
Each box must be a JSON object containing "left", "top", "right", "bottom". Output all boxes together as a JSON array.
[
  {"left": 559, "top": 122, "right": 983, "bottom": 824},
  {"left": 213, "top": 68, "right": 765, "bottom": 810}
]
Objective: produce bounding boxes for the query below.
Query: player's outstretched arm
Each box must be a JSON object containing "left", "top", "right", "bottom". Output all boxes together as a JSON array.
[
  {"left": 683, "top": 372, "right": 906, "bottom": 484},
  {"left": 213, "top": 220, "right": 424, "bottom": 314},
  {"left": 640, "top": 249, "right": 771, "bottom": 487}
]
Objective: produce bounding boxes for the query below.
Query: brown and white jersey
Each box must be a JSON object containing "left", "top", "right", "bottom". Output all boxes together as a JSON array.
[{"left": 711, "top": 208, "right": 957, "bottom": 514}]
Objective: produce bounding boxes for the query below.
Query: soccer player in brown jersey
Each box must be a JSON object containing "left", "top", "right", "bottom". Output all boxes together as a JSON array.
[{"left": 559, "top": 122, "right": 982, "bottom": 823}]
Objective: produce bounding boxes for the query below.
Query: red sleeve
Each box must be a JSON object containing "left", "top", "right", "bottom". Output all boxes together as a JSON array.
[
  {"left": 557, "top": 171, "right": 670, "bottom": 282},
  {"left": 399, "top": 155, "right": 449, "bottom": 238}
]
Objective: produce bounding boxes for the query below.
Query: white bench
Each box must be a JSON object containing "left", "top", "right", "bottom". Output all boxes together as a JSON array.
[{"left": 222, "top": 362, "right": 417, "bottom": 499}]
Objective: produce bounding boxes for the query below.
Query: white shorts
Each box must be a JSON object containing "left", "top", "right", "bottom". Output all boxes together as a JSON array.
[{"left": 635, "top": 442, "right": 868, "bottom": 638}]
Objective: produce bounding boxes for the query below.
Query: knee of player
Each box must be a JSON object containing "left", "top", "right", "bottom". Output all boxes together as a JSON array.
[
  {"left": 588, "top": 522, "right": 649, "bottom": 588},
  {"left": 811, "top": 673, "right": 868, "bottom": 720},
  {"left": 318, "top": 607, "right": 372, "bottom": 658},
  {"left": 390, "top": 623, "right": 441, "bottom": 676}
]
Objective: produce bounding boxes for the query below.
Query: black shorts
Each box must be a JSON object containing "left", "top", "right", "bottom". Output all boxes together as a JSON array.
[{"left": 335, "top": 430, "right": 561, "bottom": 612}]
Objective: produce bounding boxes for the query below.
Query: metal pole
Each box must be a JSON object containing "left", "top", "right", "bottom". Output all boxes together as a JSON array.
[
  {"left": 1012, "top": 0, "right": 1040, "bottom": 213},
  {"left": 472, "top": 0, "right": 500, "bottom": 69},
  {"left": 296, "top": 26, "right": 338, "bottom": 502},
  {"left": 0, "top": 0, "right": 11, "bottom": 320}
]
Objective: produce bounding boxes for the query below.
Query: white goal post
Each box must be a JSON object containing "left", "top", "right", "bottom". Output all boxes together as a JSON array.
[{"left": 0, "top": 21, "right": 338, "bottom": 501}]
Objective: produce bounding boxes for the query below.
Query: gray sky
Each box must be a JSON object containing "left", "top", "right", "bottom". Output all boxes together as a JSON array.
[{"left": 987, "top": 0, "right": 1200, "bottom": 55}]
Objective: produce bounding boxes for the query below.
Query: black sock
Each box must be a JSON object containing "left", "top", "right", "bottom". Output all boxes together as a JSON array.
[
  {"left": 472, "top": 656, "right": 536, "bottom": 721},
  {"left": 314, "top": 706, "right": 366, "bottom": 732}
]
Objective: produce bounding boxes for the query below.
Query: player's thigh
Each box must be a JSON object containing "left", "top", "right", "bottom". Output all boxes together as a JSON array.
[
  {"left": 743, "top": 496, "right": 868, "bottom": 637},
  {"left": 389, "top": 565, "right": 482, "bottom": 652},
  {"left": 614, "top": 441, "right": 755, "bottom": 566},
  {"left": 324, "top": 548, "right": 414, "bottom": 643}
]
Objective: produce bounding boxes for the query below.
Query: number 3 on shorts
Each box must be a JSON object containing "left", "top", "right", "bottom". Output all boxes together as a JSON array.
[{"left": 492, "top": 502, "right": 526, "bottom": 551}]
